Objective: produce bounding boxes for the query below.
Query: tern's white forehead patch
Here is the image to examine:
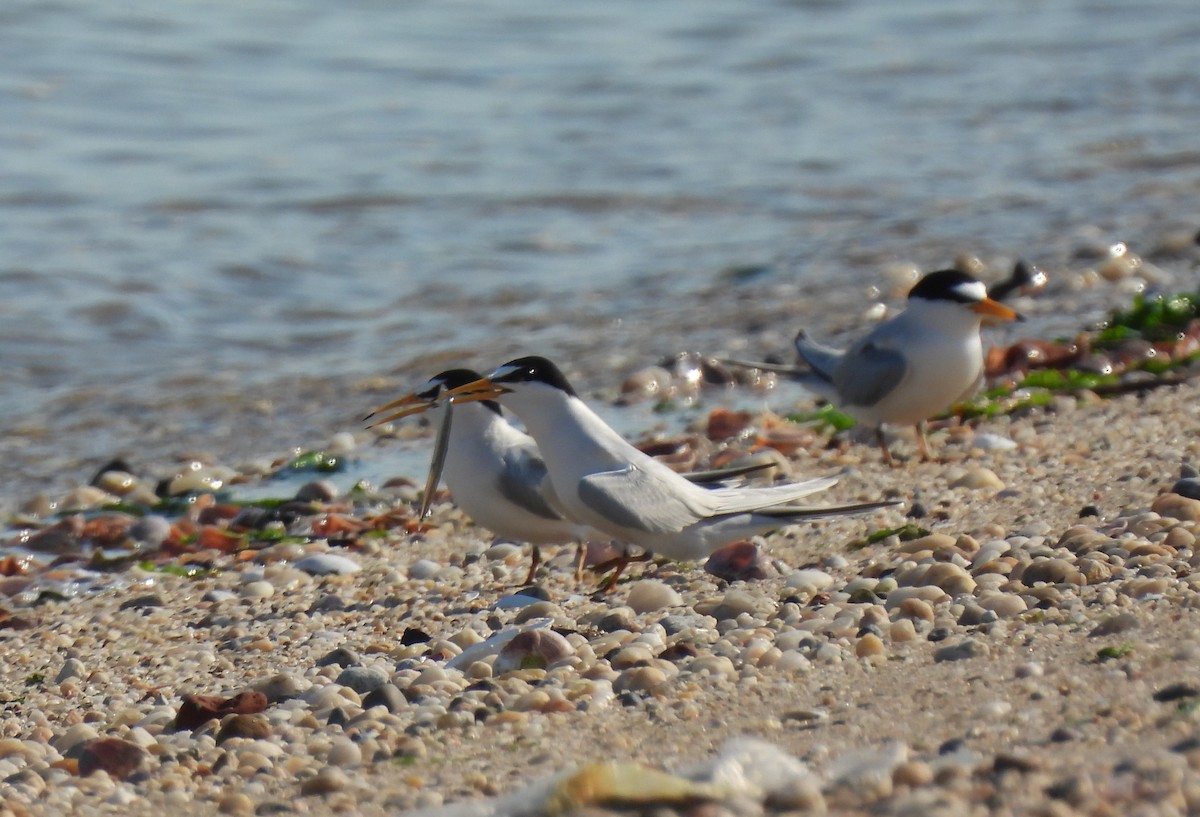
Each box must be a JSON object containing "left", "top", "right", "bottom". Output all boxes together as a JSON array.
[
  {"left": 953, "top": 280, "right": 987, "bottom": 301},
  {"left": 490, "top": 363, "right": 521, "bottom": 380}
]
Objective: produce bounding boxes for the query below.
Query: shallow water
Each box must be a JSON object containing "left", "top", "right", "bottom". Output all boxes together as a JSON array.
[{"left": 2, "top": 0, "right": 1199, "bottom": 497}]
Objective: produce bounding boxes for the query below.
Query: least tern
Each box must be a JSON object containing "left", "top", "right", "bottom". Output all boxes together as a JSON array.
[
  {"left": 443, "top": 356, "right": 896, "bottom": 584},
  {"left": 366, "top": 369, "right": 777, "bottom": 584},
  {"left": 793, "top": 269, "right": 1021, "bottom": 466}
]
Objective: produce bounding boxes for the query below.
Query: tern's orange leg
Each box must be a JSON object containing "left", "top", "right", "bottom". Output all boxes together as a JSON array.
[
  {"left": 915, "top": 422, "right": 931, "bottom": 461},
  {"left": 521, "top": 545, "right": 542, "bottom": 587},
  {"left": 593, "top": 549, "right": 650, "bottom": 593},
  {"left": 876, "top": 427, "right": 898, "bottom": 468}
]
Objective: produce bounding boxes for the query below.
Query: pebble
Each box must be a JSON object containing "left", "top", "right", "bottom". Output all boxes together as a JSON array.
[
  {"left": 362, "top": 683, "right": 407, "bottom": 713},
  {"left": 889, "top": 619, "right": 918, "bottom": 642},
  {"left": 933, "top": 639, "right": 991, "bottom": 662},
  {"left": 1151, "top": 493, "right": 1200, "bottom": 522},
  {"left": 295, "top": 479, "right": 339, "bottom": 502},
  {"left": 317, "top": 647, "right": 362, "bottom": 667},
  {"left": 217, "top": 714, "right": 272, "bottom": 743},
  {"left": 1171, "top": 478, "right": 1200, "bottom": 501},
  {"left": 972, "top": 433, "right": 1018, "bottom": 452},
  {"left": 704, "top": 541, "right": 779, "bottom": 581},
  {"left": 77, "top": 738, "right": 148, "bottom": 780},
  {"left": 408, "top": 559, "right": 442, "bottom": 580},
  {"left": 1089, "top": 612, "right": 1140, "bottom": 636},
  {"left": 979, "top": 593, "right": 1028, "bottom": 618},
  {"left": 949, "top": 467, "right": 1005, "bottom": 491},
  {"left": 494, "top": 629, "right": 574, "bottom": 674},
  {"left": 335, "top": 666, "right": 390, "bottom": 694},
  {"left": 129, "top": 515, "right": 172, "bottom": 547},
  {"left": 855, "top": 633, "right": 886, "bottom": 658},
  {"left": 294, "top": 554, "right": 361, "bottom": 575},
  {"left": 239, "top": 580, "right": 275, "bottom": 599},
  {"left": 613, "top": 666, "right": 669, "bottom": 696},
  {"left": 626, "top": 580, "right": 682, "bottom": 613},
  {"left": 55, "top": 658, "right": 86, "bottom": 684},
  {"left": 326, "top": 737, "right": 362, "bottom": 766},
  {"left": 708, "top": 589, "right": 764, "bottom": 620},
  {"left": 300, "top": 766, "right": 350, "bottom": 796},
  {"left": 787, "top": 569, "right": 835, "bottom": 594}
]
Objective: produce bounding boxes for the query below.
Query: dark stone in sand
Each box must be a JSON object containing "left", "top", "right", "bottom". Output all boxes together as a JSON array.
[
  {"left": 1172, "top": 736, "right": 1200, "bottom": 753},
  {"left": 119, "top": 594, "right": 165, "bottom": 611},
  {"left": 317, "top": 646, "right": 361, "bottom": 667},
  {"left": 933, "top": 639, "right": 988, "bottom": 662},
  {"left": 217, "top": 714, "right": 272, "bottom": 743},
  {"left": 335, "top": 666, "right": 389, "bottom": 694},
  {"left": 362, "top": 683, "right": 407, "bottom": 713},
  {"left": 1089, "top": 611, "right": 1139, "bottom": 637},
  {"left": 1153, "top": 683, "right": 1200, "bottom": 703},
  {"left": 89, "top": 459, "right": 138, "bottom": 486},
  {"left": 657, "top": 642, "right": 698, "bottom": 662},
  {"left": 1049, "top": 726, "right": 1082, "bottom": 742},
  {"left": 78, "top": 738, "right": 147, "bottom": 779},
  {"left": 704, "top": 541, "right": 778, "bottom": 582},
  {"left": 176, "top": 690, "right": 269, "bottom": 730},
  {"left": 295, "top": 480, "right": 339, "bottom": 503},
  {"left": 513, "top": 585, "right": 551, "bottom": 601},
  {"left": 400, "top": 627, "right": 432, "bottom": 645},
  {"left": 1171, "top": 477, "right": 1200, "bottom": 501}
]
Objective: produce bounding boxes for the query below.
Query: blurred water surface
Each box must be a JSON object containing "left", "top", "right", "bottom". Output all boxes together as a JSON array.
[{"left": 1, "top": 0, "right": 1198, "bottom": 490}]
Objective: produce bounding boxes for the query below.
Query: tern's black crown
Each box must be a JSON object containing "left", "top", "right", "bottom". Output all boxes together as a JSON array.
[
  {"left": 429, "top": 369, "right": 502, "bottom": 415},
  {"left": 907, "top": 269, "right": 984, "bottom": 305},
  {"left": 492, "top": 356, "right": 578, "bottom": 397}
]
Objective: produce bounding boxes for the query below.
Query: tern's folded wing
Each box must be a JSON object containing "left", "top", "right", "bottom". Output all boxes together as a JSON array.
[
  {"left": 495, "top": 447, "right": 563, "bottom": 521},
  {"left": 832, "top": 341, "right": 907, "bottom": 409},
  {"left": 578, "top": 465, "right": 710, "bottom": 534},
  {"left": 793, "top": 332, "right": 845, "bottom": 380}
]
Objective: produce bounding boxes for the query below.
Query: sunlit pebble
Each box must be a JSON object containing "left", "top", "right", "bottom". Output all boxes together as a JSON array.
[
  {"left": 326, "top": 432, "right": 357, "bottom": 454},
  {"left": 620, "top": 366, "right": 673, "bottom": 403},
  {"left": 882, "top": 262, "right": 922, "bottom": 294},
  {"left": 860, "top": 302, "right": 889, "bottom": 323},
  {"left": 953, "top": 254, "right": 987, "bottom": 277}
]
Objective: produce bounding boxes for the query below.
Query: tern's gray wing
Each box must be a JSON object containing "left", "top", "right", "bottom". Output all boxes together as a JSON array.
[
  {"left": 578, "top": 465, "right": 710, "bottom": 534},
  {"left": 793, "top": 331, "right": 845, "bottom": 381},
  {"left": 831, "top": 340, "right": 907, "bottom": 409},
  {"left": 495, "top": 446, "right": 563, "bottom": 521}
]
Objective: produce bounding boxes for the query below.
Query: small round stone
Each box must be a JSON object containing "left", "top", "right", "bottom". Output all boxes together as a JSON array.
[
  {"left": 239, "top": 580, "right": 275, "bottom": 599},
  {"left": 494, "top": 629, "right": 574, "bottom": 674},
  {"left": 855, "top": 633, "right": 886, "bottom": 658},
  {"left": 893, "top": 760, "right": 934, "bottom": 787},
  {"left": 626, "top": 580, "right": 682, "bottom": 613},
  {"left": 408, "top": 559, "right": 441, "bottom": 580},
  {"left": 295, "top": 554, "right": 361, "bottom": 576},
  {"left": 326, "top": 737, "right": 362, "bottom": 767},
  {"left": 335, "top": 666, "right": 390, "bottom": 695},
  {"left": 950, "top": 467, "right": 1005, "bottom": 491},
  {"left": 613, "top": 666, "right": 669, "bottom": 696},
  {"left": 786, "top": 569, "right": 835, "bottom": 594},
  {"left": 301, "top": 766, "right": 350, "bottom": 796}
]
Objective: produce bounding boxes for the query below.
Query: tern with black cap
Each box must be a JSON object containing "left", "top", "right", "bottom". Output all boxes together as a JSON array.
[
  {"left": 442, "top": 356, "right": 896, "bottom": 585},
  {"left": 366, "top": 369, "right": 785, "bottom": 585},
  {"left": 793, "top": 269, "right": 1022, "bottom": 465}
]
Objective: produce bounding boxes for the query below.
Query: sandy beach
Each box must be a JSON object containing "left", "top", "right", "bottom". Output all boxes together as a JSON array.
[{"left": 3, "top": 265, "right": 1200, "bottom": 816}]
